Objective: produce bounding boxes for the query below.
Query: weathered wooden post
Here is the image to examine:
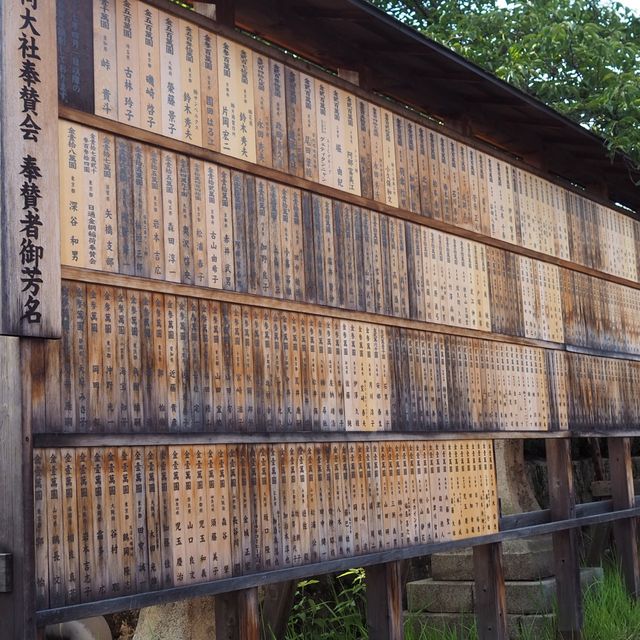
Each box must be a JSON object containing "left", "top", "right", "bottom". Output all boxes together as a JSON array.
[
  {"left": 546, "top": 438, "right": 582, "bottom": 640},
  {"left": 0, "top": 1, "right": 61, "bottom": 638},
  {"left": 366, "top": 561, "right": 403, "bottom": 640},
  {"left": 608, "top": 437, "right": 640, "bottom": 599}
]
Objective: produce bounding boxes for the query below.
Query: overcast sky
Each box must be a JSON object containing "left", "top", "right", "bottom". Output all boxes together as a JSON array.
[{"left": 621, "top": 0, "right": 640, "bottom": 12}]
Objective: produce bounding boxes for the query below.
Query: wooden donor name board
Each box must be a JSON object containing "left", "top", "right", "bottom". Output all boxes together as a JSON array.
[
  {"left": 34, "top": 441, "right": 497, "bottom": 606},
  {"left": 11, "top": 0, "right": 636, "bottom": 627},
  {"left": 0, "top": 0, "right": 61, "bottom": 336}
]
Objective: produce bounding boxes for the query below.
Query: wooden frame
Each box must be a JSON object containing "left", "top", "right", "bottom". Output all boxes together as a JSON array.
[{"left": 0, "top": 1, "right": 639, "bottom": 638}]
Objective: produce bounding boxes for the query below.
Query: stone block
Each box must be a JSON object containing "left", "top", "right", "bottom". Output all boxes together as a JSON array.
[
  {"left": 407, "top": 579, "right": 474, "bottom": 613},
  {"left": 404, "top": 611, "right": 555, "bottom": 640},
  {"left": 431, "top": 538, "right": 554, "bottom": 581},
  {"left": 407, "top": 567, "right": 604, "bottom": 615}
]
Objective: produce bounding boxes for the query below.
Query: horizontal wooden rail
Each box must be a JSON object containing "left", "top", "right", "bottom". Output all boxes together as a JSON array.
[{"left": 35, "top": 500, "right": 640, "bottom": 626}]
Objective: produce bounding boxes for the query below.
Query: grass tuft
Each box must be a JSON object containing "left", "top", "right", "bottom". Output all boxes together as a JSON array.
[{"left": 281, "top": 565, "right": 640, "bottom": 639}]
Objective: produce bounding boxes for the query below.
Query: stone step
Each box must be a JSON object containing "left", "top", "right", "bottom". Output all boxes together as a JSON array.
[
  {"left": 404, "top": 611, "right": 555, "bottom": 640},
  {"left": 407, "top": 567, "right": 603, "bottom": 614},
  {"left": 431, "top": 539, "right": 554, "bottom": 581}
]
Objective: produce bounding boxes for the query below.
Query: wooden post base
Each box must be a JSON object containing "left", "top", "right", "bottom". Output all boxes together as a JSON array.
[
  {"left": 215, "top": 587, "right": 260, "bottom": 640},
  {"left": 473, "top": 542, "right": 508, "bottom": 640},
  {"left": 366, "top": 561, "right": 403, "bottom": 640},
  {"left": 608, "top": 437, "right": 640, "bottom": 599},
  {"left": 546, "top": 439, "right": 582, "bottom": 639}
]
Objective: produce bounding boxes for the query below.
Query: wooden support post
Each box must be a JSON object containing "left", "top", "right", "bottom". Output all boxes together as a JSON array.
[
  {"left": 546, "top": 439, "right": 582, "bottom": 640},
  {"left": 608, "top": 437, "right": 640, "bottom": 599},
  {"left": 215, "top": 587, "right": 260, "bottom": 640},
  {"left": 261, "top": 581, "right": 297, "bottom": 640},
  {"left": 239, "top": 587, "right": 260, "bottom": 640},
  {"left": 0, "top": 337, "right": 35, "bottom": 639},
  {"left": 366, "top": 561, "right": 403, "bottom": 640},
  {"left": 473, "top": 542, "right": 508, "bottom": 640}
]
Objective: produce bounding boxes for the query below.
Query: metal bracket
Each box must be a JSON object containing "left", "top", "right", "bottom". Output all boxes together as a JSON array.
[{"left": 0, "top": 553, "right": 13, "bottom": 593}]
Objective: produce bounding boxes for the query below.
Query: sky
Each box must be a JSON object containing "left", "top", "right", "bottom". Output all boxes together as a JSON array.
[{"left": 496, "top": 0, "right": 640, "bottom": 11}]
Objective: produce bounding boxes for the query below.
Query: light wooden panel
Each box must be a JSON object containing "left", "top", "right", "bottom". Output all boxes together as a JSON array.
[{"left": 34, "top": 439, "right": 498, "bottom": 606}]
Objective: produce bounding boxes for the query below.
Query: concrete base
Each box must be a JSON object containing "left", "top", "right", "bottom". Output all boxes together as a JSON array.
[
  {"left": 404, "top": 611, "right": 555, "bottom": 639},
  {"left": 407, "top": 566, "right": 603, "bottom": 615},
  {"left": 45, "top": 617, "right": 113, "bottom": 640},
  {"left": 431, "top": 538, "right": 555, "bottom": 582},
  {"left": 133, "top": 596, "right": 216, "bottom": 640}
]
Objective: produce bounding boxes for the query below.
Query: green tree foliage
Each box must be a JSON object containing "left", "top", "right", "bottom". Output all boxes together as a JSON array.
[{"left": 368, "top": 0, "right": 640, "bottom": 168}]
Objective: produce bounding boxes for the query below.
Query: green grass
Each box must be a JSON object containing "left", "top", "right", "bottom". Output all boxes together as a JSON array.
[
  {"left": 280, "top": 566, "right": 640, "bottom": 639},
  {"left": 582, "top": 567, "right": 640, "bottom": 640}
]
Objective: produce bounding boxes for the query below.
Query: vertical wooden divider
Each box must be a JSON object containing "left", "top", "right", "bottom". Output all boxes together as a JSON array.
[
  {"left": 608, "top": 437, "right": 640, "bottom": 599},
  {"left": 366, "top": 561, "right": 403, "bottom": 640},
  {"left": 215, "top": 591, "right": 240, "bottom": 640},
  {"left": 239, "top": 587, "right": 261, "bottom": 640},
  {"left": 0, "top": 338, "right": 35, "bottom": 638},
  {"left": 546, "top": 438, "right": 582, "bottom": 640},
  {"left": 215, "top": 587, "right": 260, "bottom": 640},
  {"left": 473, "top": 542, "right": 508, "bottom": 640},
  {"left": 261, "top": 581, "right": 297, "bottom": 640}
]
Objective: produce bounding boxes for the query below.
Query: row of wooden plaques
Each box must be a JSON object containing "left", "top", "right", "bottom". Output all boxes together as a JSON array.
[
  {"left": 60, "top": 122, "right": 640, "bottom": 356},
  {"left": 58, "top": 0, "right": 639, "bottom": 284},
  {"left": 34, "top": 440, "right": 498, "bottom": 608},
  {"left": 23, "top": 279, "right": 640, "bottom": 434}
]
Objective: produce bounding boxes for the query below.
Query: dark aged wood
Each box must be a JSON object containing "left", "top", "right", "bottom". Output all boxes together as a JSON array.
[
  {"left": 214, "top": 0, "right": 236, "bottom": 26},
  {"left": 365, "top": 562, "right": 403, "bottom": 640},
  {"left": 546, "top": 439, "right": 582, "bottom": 639},
  {"left": 260, "top": 582, "right": 297, "bottom": 640},
  {"left": 59, "top": 106, "right": 640, "bottom": 298},
  {"left": 15, "top": 0, "right": 640, "bottom": 635},
  {"left": 608, "top": 437, "right": 640, "bottom": 599},
  {"left": 473, "top": 543, "right": 508, "bottom": 640},
  {"left": 214, "top": 587, "right": 260, "bottom": 640},
  {"left": 215, "top": 591, "right": 240, "bottom": 639},
  {"left": 0, "top": 338, "right": 36, "bottom": 638},
  {"left": 0, "top": 554, "right": 13, "bottom": 593},
  {"left": 31, "top": 432, "right": 640, "bottom": 449},
  {"left": 239, "top": 588, "right": 260, "bottom": 640}
]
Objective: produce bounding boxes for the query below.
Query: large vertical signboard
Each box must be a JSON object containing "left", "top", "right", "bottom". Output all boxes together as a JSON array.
[{"left": 0, "top": 0, "right": 61, "bottom": 336}]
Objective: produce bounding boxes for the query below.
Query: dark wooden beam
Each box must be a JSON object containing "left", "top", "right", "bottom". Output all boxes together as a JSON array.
[
  {"left": 239, "top": 588, "right": 260, "bottom": 640},
  {"left": 216, "top": 0, "right": 236, "bottom": 26},
  {"left": 366, "top": 562, "right": 403, "bottom": 640},
  {"left": 261, "top": 581, "right": 297, "bottom": 639},
  {"left": 608, "top": 437, "right": 640, "bottom": 599},
  {"left": 215, "top": 587, "right": 260, "bottom": 639},
  {"left": 546, "top": 439, "right": 583, "bottom": 640},
  {"left": 0, "top": 338, "right": 36, "bottom": 639},
  {"left": 473, "top": 543, "right": 508, "bottom": 640}
]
